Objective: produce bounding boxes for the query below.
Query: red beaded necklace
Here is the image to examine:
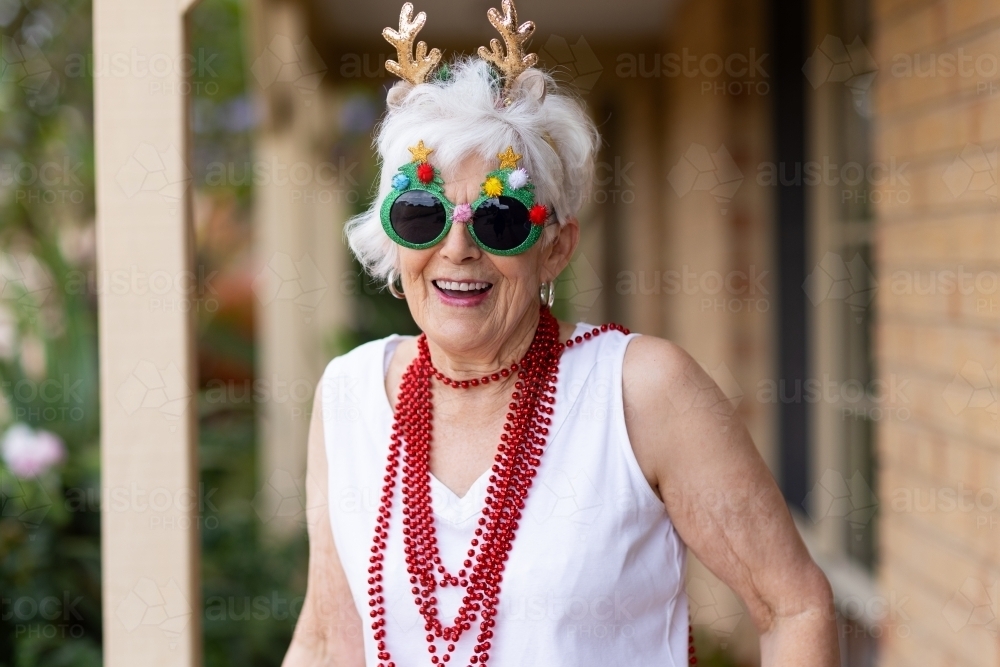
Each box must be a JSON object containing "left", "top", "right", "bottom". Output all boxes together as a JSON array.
[
  {"left": 430, "top": 358, "right": 519, "bottom": 389},
  {"left": 366, "top": 307, "right": 696, "bottom": 667}
]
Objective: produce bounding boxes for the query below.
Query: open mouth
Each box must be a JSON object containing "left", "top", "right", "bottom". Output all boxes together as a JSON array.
[{"left": 432, "top": 279, "right": 494, "bottom": 299}]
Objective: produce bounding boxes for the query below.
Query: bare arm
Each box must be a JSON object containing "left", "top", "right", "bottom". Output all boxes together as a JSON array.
[
  {"left": 623, "top": 336, "right": 838, "bottom": 666},
  {"left": 282, "top": 380, "right": 366, "bottom": 666}
]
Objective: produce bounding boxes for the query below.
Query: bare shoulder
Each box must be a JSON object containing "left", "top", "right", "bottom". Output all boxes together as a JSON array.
[
  {"left": 621, "top": 334, "right": 746, "bottom": 498},
  {"left": 622, "top": 334, "right": 716, "bottom": 413},
  {"left": 623, "top": 334, "right": 698, "bottom": 383}
]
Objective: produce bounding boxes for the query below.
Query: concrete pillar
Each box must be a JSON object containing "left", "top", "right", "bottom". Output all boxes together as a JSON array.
[{"left": 94, "top": 0, "right": 202, "bottom": 663}]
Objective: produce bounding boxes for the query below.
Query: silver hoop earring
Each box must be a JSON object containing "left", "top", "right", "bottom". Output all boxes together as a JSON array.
[
  {"left": 539, "top": 281, "right": 556, "bottom": 308},
  {"left": 388, "top": 277, "right": 405, "bottom": 299}
]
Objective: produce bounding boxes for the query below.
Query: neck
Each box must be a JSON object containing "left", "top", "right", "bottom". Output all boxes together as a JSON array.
[{"left": 424, "top": 306, "right": 543, "bottom": 381}]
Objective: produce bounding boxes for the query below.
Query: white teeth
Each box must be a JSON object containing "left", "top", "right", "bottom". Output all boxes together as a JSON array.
[{"left": 436, "top": 280, "right": 491, "bottom": 292}]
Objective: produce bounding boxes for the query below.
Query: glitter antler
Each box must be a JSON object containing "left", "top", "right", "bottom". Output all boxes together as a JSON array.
[
  {"left": 383, "top": 3, "right": 442, "bottom": 85},
  {"left": 478, "top": 0, "right": 538, "bottom": 97}
]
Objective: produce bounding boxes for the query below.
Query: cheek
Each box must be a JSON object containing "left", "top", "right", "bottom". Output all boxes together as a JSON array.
[
  {"left": 491, "top": 254, "right": 542, "bottom": 288},
  {"left": 398, "top": 248, "right": 432, "bottom": 280}
]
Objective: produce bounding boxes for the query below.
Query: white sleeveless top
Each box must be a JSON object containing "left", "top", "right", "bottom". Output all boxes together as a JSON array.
[{"left": 321, "top": 323, "right": 688, "bottom": 666}]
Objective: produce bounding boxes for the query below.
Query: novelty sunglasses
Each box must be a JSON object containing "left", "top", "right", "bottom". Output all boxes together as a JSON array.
[{"left": 380, "top": 143, "right": 551, "bottom": 256}]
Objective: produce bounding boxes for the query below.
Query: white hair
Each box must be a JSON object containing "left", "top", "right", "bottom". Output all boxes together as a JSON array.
[{"left": 344, "top": 56, "right": 601, "bottom": 285}]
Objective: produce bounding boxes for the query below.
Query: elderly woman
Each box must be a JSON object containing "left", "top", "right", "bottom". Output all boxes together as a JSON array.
[{"left": 284, "top": 3, "right": 838, "bottom": 666}]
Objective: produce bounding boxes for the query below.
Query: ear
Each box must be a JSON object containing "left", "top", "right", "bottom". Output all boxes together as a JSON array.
[
  {"left": 540, "top": 217, "right": 579, "bottom": 283},
  {"left": 386, "top": 81, "right": 415, "bottom": 108},
  {"left": 510, "top": 68, "right": 546, "bottom": 105}
]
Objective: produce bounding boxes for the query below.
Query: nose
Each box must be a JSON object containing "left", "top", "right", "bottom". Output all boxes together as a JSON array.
[{"left": 439, "top": 214, "right": 481, "bottom": 263}]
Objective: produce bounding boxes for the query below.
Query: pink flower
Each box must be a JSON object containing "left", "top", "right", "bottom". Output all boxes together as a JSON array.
[
  {"left": 1, "top": 424, "right": 66, "bottom": 478},
  {"left": 453, "top": 203, "right": 473, "bottom": 224}
]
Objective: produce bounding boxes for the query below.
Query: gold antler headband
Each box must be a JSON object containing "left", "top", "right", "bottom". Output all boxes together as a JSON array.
[
  {"left": 478, "top": 0, "right": 538, "bottom": 98},
  {"left": 381, "top": 0, "right": 539, "bottom": 100},
  {"left": 382, "top": 2, "right": 442, "bottom": 85}
]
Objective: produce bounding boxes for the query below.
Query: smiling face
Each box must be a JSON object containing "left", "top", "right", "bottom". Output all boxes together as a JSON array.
[{"left": 397, "top": 152, "right": 579, "bottom": 358}]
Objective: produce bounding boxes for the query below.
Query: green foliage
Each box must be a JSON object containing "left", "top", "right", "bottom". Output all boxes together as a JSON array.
[
  {"left": 187, "top": 0, "right": 254, "bottom": 208},
  {"left": 0, "top": 0, "right": 102, "bottom": 664},
  {"left": 198, "top": 400, "right": 306, "bottom": 667}
]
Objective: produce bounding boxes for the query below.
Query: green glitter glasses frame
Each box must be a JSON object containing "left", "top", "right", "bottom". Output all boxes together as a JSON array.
[{"left": 379, "top": 146, "right": 551, "bottom": 256}]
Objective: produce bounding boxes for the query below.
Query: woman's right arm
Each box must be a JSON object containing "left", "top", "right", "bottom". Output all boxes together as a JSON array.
[{"left": 282, "top": 380, "right": 366, "bottom": 666}]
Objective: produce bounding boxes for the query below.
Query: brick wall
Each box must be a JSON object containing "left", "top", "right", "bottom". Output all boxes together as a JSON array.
[{"left": 872, "top": 0, "right": 1000, "bottom": 664}]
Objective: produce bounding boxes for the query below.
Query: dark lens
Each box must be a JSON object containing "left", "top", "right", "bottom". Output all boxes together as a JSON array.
[
  {"left": 472, "top": 196, "right": 532, "bottom": 251},
  {"left": 389, "top": 190, "right": 447, "bottom": 245}
]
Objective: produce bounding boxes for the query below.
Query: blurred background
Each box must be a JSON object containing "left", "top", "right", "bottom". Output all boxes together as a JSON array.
[{"left": 0, "top": 0, "right": 997, "bottom": 665}]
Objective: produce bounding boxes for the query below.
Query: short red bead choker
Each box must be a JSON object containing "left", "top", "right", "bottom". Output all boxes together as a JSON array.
[
  {"left": 428, "top": 360, "right": 519, "bottom": 389},
  {"left": 426, "top": 322, "right": 632, "bottom": 390},
  {"left": 366, "top": 307, "right": 650, "bottom": 667}
]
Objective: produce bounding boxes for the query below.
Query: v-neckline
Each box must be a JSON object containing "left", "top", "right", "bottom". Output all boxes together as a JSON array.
[{"left": 378, "top": 326, "right": 587, "bottom": 514}]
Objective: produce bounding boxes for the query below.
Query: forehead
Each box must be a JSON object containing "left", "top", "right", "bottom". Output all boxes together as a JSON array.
[
  {"left": 440, "top": 153, "right": 494, "bottom": 204},
  {"left": 439, "top": 152, "right": 494, "bottom": 182}
]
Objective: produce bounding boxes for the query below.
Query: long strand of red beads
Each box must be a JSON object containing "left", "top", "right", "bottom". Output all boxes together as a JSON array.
[{"left": 367, "top": 307, "right": 699, "bottom": 667}]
